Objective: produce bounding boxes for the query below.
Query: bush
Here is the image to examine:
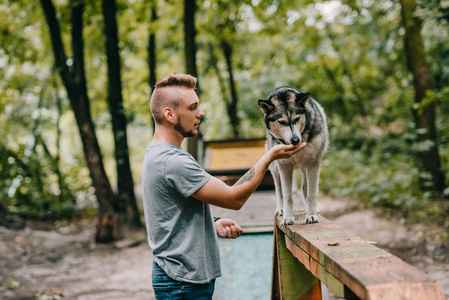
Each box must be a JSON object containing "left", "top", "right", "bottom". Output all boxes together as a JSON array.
[{"left": 319, "top": 115, "right": 447, "bottom": 217}]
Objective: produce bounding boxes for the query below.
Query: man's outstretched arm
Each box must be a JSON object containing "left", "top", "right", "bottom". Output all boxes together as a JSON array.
[{"left": 192, "top": 142, "right": 306, "bottom": 210}]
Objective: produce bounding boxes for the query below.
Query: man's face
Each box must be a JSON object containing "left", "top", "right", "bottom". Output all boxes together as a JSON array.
[{"left": 173, "top": 89, "right": 204, "bottom": 138}]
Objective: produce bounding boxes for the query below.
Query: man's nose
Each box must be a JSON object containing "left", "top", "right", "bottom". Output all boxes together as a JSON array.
[{"left": 198, "top": 108, "right": 205, "bottom": 118}]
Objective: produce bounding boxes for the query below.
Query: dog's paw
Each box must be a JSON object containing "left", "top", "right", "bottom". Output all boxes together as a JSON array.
[
  {"left": 305, "top": 214, "right": 319, "bottom": 224},
  {"left": 281, "top": 216, "right": 295, "bottom": 227},
  {"left": 275, "top": 208, "right": 283, "bottom": 216}
]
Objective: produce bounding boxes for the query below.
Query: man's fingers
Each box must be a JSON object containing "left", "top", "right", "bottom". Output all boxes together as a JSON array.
[
  {"left": 223, "top": 226, "right": 239, "bottom": 239},
  {"left": 293, "top": 142, "right": 306, "bottom": 152},
  {"left": 216, "top": 219, "right": 244, "bottom": 239},
  {"left": 231, "top": 226, "right": 237, "bottom": 238},
  {"left": 276, "top": 143, "right": 306, "bottom": 159}
]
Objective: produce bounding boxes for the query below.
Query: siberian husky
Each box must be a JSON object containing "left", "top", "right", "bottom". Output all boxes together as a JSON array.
[{"left": 259, "top": 86, "right": 329, "bottom": 226}]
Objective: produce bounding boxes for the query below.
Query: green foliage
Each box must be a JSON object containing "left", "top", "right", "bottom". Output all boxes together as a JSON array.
[
  {"left": 0, "top": 0, "right": 448, "bottom": 221},
  {"left": 0, "top": 143, "right": 77, "bottom": 219},
  {"left": 320, "top": 112, "right": 448, "bottom": 216}
]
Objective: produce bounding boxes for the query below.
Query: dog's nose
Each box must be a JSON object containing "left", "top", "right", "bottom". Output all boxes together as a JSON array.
[{"left": 291, "top": 136, "right": 300, "bottom": 145}]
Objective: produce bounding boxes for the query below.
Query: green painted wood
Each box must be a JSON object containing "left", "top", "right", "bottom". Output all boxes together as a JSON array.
[
  {"left": 319, "top": 264, "right": 345, "bottom": 298},
  {"left": 275, "top": 227, "right": 321, "bottom": 300}
]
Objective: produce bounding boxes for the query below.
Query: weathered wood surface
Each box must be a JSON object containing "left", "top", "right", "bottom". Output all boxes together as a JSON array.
[
  {"left": 203, "top": 138, "right": 274, "bottom": 189},
  {"left": 203, "top": 138, "right": 266, "bottom": 173},
  {"left": 274, "top": 212, "right": 446, "bottom": 300}
]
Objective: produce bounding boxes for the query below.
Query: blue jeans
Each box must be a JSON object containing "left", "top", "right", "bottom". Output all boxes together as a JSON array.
[{"left": 152, "top": 261, "right": 215, "bottom": 300}]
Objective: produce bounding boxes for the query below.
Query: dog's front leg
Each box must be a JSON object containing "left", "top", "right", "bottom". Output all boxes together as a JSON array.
[
  {"left": 305, "top": 164, "right": 321, "bottom": 223},
  {"left": 270, "top": 163, "right": 283, "bottom": 216},
  {"left": 279, "top": 164, "right": 295, "bottom": 226}
]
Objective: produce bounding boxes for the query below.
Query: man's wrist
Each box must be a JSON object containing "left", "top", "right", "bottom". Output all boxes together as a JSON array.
[{"left": 214, "top": 217, "right": 221, "bottom": 222}]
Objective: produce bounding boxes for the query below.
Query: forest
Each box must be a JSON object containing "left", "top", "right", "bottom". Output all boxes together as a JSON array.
[{"left": 0, "top": 0, "right": 448, "bottom": 243}]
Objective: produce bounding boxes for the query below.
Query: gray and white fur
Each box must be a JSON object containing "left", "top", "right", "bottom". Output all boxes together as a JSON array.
[{"left": 258, "top": 86, "right": 329, "bottom": 226}]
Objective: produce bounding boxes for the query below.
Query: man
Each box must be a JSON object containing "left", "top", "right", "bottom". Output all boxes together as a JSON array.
[{"left": 142, "top": 73, "right": 306, "bottom": 299}]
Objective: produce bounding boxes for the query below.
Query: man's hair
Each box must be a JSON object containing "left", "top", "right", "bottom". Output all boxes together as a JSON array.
[{"left": 150, "top": 73, "right": 197, "bottom": 124}]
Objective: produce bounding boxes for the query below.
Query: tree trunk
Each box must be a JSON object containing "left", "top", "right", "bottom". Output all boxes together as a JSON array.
[
  {"left": 221, "top": 40, "right": 240, "bottom": 139},
  {"left": 400, "top": 0, "right": 446, "bottom": 192},
  {"left": 208, "top": 44, "right": 230, "bottom": 118},
  {"left": 148, "top": 1, "right": 157, "bottom": 132},
  {"left": 41, "top": 0, "right": 121, "bottom": 242},
  {"left": 184, "top": 0, "right": 200, "bottom": 160},
  {"left": 102, "top": 0, "right": 142, "bottom": 228}
]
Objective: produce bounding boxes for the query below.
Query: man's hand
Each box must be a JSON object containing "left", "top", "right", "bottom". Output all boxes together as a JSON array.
[
  {"left": 215, "top": 218, "right": 243, "bottom": 239},
  {"left": 269, "top": 142, "right": 306, "bottom": 161}
]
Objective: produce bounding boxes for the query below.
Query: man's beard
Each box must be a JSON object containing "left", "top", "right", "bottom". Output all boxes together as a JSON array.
[{"left": 174, "top": 119, "right": 196, "bottom": 138}]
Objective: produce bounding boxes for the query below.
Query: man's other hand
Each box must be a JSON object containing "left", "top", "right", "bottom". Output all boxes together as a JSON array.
[{"left": 215, "top": 218, "right": 243, "bottom": 239}]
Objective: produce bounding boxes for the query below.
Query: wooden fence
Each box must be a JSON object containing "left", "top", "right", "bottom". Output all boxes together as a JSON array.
[{"left": 272, "top": 212, "right": 446, "bottom": 300}]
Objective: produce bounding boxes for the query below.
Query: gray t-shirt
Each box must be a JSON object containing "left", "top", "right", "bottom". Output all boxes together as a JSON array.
[{"left": 142, "top": 142, "right": 221, "bottom": 284}]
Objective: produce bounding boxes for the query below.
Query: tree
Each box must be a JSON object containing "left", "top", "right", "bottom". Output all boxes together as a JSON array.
[
  {"left": 148, "top": 0, "right": 158, "bottom": 132},
  {"left": 400, "top": 0, "right": 446, "bottom": 192},
  {"left": 184, "top": 0, "right": 200, "bottom": 160},
  {"left": 40, "top": 0, "right": 121, "bottom": 242},
  {"left": 102, "top": 0, "right": 142, "bottom": 228},
  {"left": 148, "top": 0, "right": 158, "bottom": 91}
]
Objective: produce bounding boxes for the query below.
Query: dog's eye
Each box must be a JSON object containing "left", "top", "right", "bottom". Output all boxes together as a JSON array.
[
  {"left": 278, "top": 120, "right": 288, "bottom": 125},
  {"left": 293, "top": 117, "right": 300, "bottom": 123}
]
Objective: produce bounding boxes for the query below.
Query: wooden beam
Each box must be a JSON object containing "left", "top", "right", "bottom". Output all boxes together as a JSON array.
[
  {"left": 273, "top": 226, "right": 322, "bottom": 300},
  {"left": 274, "top": 213, "right": 446, "bottom": 300}
]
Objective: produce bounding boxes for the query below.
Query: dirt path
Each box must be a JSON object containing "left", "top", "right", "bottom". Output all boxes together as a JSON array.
[
  {"left": 1, "top": 194, "right": 448, "bottom": 299},
  {"left": 0, "top": 219, "right": 155, "bottom": 300}
]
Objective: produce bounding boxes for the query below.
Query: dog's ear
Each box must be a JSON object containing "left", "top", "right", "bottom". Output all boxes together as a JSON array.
[
  {"left": 258, "top": 99, "right": 274, "bottom": 115},
  {"left": 296, "top": 92, "right": 310, "bottom": 107}
]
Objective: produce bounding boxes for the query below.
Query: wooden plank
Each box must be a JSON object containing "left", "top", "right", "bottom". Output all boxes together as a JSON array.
[
  {"left": 319, "top": 244, "right": 388, "bottom": 274},
  {"left": 365, "top": 281, "right": 446, "bottom": 300},
  {"left": 333, "top": 254, "right": 445, "bottom": 300},
  {"left": 284, "top": 235, "right": 311, "bottom": 270},
  {"left": 204, "top": 139, "right": 266, "bottom": 149},
  {"left": 272, "top": 227, "right": 281, "bottom": 300},
  {"left": 203, "top": 139, "right": 266, "bottom": 171},
  {"left": 274, "top": 226, "right": 321, "bottom": 300},
  {"left": 274, "top": 213, "right": 446, "bottom": 300},
  {"left": 299, "top": 281, "right": 322, "bottom": 300},
  {"left": 203, "top": 138, "right": 274, "bottom": 188},
  {"left": 318, "top": 265, "right": 345, "bottom": 298}
]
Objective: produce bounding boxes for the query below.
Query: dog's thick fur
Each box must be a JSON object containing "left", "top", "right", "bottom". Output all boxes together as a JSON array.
[{"left": 259, "top": 86, "right": 329, "bottom": 226}]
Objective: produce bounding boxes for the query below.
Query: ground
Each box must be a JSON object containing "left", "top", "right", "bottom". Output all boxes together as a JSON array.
[{"left": 0, "top": 193, "right": 448, "bottom": 299}]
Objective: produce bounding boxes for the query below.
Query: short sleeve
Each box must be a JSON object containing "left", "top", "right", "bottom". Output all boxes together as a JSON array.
[{"left": 165, "top": 152, "right": 211, "bottom": 198}]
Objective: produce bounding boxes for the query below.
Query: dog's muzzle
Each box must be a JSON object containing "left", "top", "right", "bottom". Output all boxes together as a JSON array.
[
  {"left": 271, "top": 134, "right": 300, "bottom": 145},
  {"left": 291, "top": 136, "right": 300, "bottom": 145}
]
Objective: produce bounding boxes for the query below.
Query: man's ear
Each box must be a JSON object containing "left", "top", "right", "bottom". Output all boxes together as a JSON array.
[{"left": 163, "top": 107, "right": 175, "bottom": 124}]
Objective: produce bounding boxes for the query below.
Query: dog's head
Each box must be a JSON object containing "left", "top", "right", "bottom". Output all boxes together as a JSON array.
[{"left": 258, "top": 87, "right": 310, "bottom": 145}]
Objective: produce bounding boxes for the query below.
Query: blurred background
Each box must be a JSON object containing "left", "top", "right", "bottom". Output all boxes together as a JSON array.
[{"left": 0, "top": 0, "right": 448, "bottom": 242}]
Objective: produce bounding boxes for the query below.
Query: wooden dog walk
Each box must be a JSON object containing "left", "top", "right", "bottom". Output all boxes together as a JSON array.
[{"left": 272, "top": 213, "right": 445, "bottom": 300}]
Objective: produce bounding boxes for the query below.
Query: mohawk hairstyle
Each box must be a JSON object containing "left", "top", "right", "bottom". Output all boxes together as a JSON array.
[
  {"left": 150, "top": 73, "right": 198, "bottom": 124},
  {"left": 155, "top": 73, "right": 197, "bottom": 89}
]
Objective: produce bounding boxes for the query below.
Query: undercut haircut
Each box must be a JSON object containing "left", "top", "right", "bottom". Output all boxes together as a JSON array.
[{"left": 150, "top": 73, "right": 198, "bottom": 124}]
